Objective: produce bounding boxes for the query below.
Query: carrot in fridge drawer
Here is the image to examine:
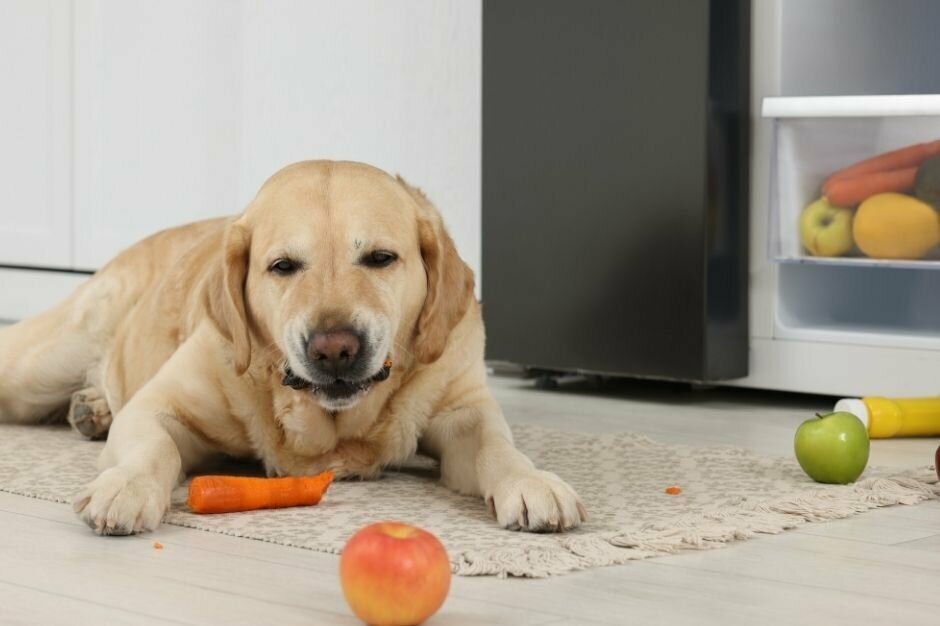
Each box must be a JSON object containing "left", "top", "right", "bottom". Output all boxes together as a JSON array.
[
  {"left": 823, "top": 139, "right": 940, "bottom": 192},
  {"left": 824, "top": 167, "right": 918, "bottom": 207}
]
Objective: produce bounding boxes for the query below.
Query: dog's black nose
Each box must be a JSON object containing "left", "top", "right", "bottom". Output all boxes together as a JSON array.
[{"left": 307, "top": 329, "right": 362, "bottom": 377}]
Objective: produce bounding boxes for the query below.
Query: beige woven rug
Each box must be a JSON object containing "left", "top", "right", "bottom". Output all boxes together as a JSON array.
[{"left": 0, "top": 423, "right": 937, "bottom": 578}]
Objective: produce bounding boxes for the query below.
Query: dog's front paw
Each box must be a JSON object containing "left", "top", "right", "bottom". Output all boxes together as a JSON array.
[
  {"left": 487, "top": 470, "right": 586, "bottom": 532},
  {"left": 72, "top": 466, "right": 169, "bottom": 535}
]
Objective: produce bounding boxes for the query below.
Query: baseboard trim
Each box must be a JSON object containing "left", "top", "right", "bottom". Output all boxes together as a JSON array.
[
  {"left": 0, "top": 267, "right": 89, "bottom": 321},
  {"left": 0, "top": 263, "right": 94, "bottom": 275}
]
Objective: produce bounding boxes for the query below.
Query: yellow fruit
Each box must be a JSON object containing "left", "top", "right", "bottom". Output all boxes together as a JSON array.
[
  {"left": 799, "top": 197, "right": 854, "bottom": 257},
  {"left": 853, "top": 193, "right": 940, "bottom": 260}
]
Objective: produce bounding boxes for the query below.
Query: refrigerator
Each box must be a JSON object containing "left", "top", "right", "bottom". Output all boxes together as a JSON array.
[
  {"left": 482, "top": 0, "right": 940, "bottom": 397},
  {"left": 482, "top": 0, "right": 751, "bottom": 384}
]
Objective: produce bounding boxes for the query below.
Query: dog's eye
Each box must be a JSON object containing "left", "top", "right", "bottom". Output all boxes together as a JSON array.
[
  {"left": 269, "top": 258, "right": 300, "bottom": 275},
  {"left": 362, "top": 250, "right": 398, "bottom": 268}
]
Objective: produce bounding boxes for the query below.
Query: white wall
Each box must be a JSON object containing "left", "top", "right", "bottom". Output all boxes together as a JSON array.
[{"left": 0, "top": 0, "right": 482, "bottom": 286}]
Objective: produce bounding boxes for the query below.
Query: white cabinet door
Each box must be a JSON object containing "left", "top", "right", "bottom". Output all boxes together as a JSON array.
[
  {"left": 72, "top": 0, "right": 241, "bottom": 269},
  {"left": 68, "top": 0, "right": 481, "bottom": 277},
  {"left": 241, "top": 0, "right": 482, "bottom": 282},
  {"left": 0, "top": 0, "right": 72, "bottom": 267}
]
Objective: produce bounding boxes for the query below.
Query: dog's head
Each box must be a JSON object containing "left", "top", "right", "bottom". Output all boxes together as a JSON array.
[{"left": 206, "top": 161, "right": 474, "bottom": 411}]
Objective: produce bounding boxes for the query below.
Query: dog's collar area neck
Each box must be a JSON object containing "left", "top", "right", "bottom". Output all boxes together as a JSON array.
[{"left": 281, "top": 358, "right": 393, "bottom": 391}]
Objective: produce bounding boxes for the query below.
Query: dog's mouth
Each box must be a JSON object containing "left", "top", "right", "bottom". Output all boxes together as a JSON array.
[
  {"left": 281, "top": 358, "right": 392, "bottom": 402},
  {"left": 315, "top": 378, "right": 375, "bottom": 399}
]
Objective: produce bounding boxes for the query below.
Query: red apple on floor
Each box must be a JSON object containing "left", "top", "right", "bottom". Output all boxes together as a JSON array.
[{"left": 340, "top": 521, "right": 451, "bottom": 626}]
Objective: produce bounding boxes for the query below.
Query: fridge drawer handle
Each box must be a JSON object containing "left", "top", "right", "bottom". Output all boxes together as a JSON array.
[{"left": 762, "top": 95, "right": 940, "bottom": 119}]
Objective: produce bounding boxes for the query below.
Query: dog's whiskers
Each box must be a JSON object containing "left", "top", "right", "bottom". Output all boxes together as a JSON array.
[{"left": 392, "top": 339, "right": 415, "bottom": 360}]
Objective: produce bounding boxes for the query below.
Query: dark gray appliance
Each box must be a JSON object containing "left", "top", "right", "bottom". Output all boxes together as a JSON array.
[{"left": 482, "top": 0, "right": 750, "bottom": 383}]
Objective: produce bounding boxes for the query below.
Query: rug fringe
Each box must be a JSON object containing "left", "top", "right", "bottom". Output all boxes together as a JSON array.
[{"left": 452, "top": 468, "right": 940, "bottom": 578}]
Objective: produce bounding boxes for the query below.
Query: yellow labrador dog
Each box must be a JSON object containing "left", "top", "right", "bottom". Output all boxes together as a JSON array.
[{"left": 0, "top": 161, "right": 585, "bottom": 535}]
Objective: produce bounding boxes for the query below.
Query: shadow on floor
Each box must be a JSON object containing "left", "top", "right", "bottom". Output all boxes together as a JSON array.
[{"left": 489, "top": 365, "right": 837, "bottom": 413}]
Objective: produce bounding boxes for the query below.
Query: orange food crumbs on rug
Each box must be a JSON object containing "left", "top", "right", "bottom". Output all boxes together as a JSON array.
[
  {"left": 665, "top": 486, "right": 682, "bottom": 495},
  {"left": 153, "top": 541, "right": 164, "bottom": 550}
]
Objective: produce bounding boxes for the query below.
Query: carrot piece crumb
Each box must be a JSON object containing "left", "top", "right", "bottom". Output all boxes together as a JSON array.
[
  {"left": 153, "top": 541, "right": 164, "bottom": 550},
  {"left": 665, "top": 486, "right": 682, "bottom": 495}
]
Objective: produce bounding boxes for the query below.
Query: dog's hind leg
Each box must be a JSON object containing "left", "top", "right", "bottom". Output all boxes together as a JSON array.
[
  {"left": 0, "top": 278, "right": 116, "bottom": 424},
  {"left": 0, "top": 311, "right": 97, "bottom": 424},
  {"left": 67, "top": 387, "right": 113, "bottom": 440}
]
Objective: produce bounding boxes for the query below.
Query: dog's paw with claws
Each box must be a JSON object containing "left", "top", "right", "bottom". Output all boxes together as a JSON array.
[
  {"left": 72, "top": 466, "right": 169, "bottom": 535},
  {"left": 487, "top": 470, "right": 586, "bottom": 532}
]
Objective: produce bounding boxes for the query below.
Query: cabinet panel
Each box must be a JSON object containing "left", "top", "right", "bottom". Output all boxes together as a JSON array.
[
  {"left": 12, "top": 0, "right": 480, "bottom": 278},
  {"left": 240, "top": 0, "right": 482, "bottom": 282},
  {"left": 0, "top": 0, "right": 72, "bottom": 267},
  {"left": 72, "top": 0, "right": 241, "bottom": 269}
]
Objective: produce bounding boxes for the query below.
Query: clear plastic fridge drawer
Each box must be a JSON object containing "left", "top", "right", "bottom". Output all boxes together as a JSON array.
[{"left": 764, "top": 95, "right": 940, "bottom": 269}]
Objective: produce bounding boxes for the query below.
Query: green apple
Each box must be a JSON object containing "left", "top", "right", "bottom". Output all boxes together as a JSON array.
[
  {"left": 794, "top": 411, "right": 870, "bottom": 484},
  {"left": 799, "top": 197, "right": 854, "bottom": 257}
]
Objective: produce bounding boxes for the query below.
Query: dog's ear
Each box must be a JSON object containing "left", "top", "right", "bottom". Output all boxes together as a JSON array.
[
  {"left": 398, "top": 177, "right": 475, "bottom": 364},
  {"left": 205, "top": 220, "right": 252, "bottom": 374}
]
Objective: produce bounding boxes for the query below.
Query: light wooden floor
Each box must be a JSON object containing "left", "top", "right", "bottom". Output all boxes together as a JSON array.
[{"left": 2, "top": 375, "right": 938, "bottom": 626}]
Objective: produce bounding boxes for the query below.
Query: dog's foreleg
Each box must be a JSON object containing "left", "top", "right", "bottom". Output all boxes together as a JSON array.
[
  {"left": 72, "top": 332, "right": 223, "bottom": 534},
  {"left": 422, "top": 396, "right": 586, "bottom": 532}
]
